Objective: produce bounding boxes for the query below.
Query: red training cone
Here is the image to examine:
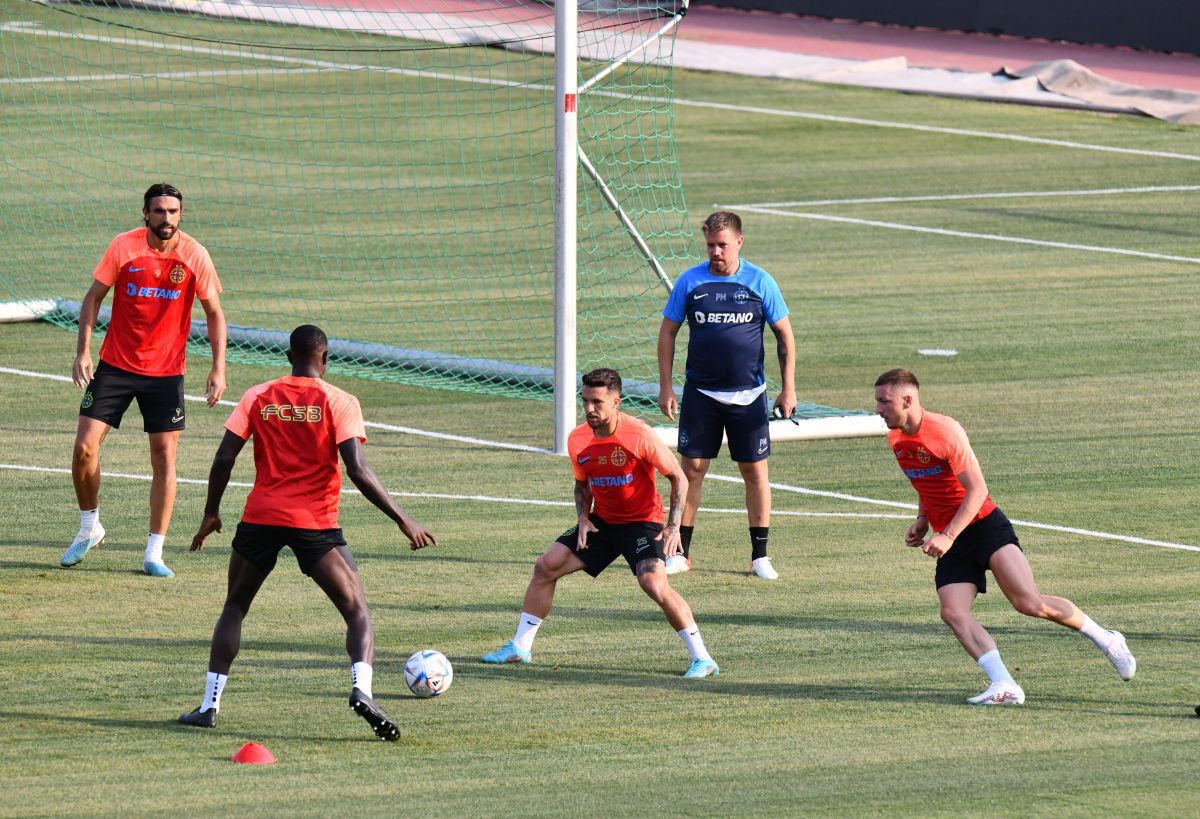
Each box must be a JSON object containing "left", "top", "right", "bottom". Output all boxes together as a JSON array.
[{"left": 232, "top": 742, "right": 276, "bottom": 765}]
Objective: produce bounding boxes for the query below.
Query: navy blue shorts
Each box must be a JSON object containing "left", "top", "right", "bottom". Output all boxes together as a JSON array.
[
  {"left": 555, "top": 515, "right": 665, "bottom": 577},
  {"left": 79, "top": 360, "right": 185, "bottom": 433},
  {"left": 934, "top": 508, "right": 1022, "bottom": 593},
  {"left": 676, "top": 381, "right": 770, "bottom": 462},
  {"left": 231, "top": 522, "right": 349, "bottom": 577}
]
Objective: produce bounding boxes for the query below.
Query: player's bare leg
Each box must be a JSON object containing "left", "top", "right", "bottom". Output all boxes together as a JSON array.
[
  {"left": 738, "top": 458, "right": 777, "bottom": 579},
  {"left": 636, "top": 558, "right": 718, "bottom": 677},
  {"left": 180, "top": 551, "right": 269, "bottom": 728},
  {"left": 61, "top": 417, "right": 111, "bottom": 567},
  {"left": 990, "top": 544, "right": 1136, "bottom": 680},
  {"left": 144, "top": 430, "right": 179, "bottom": 576},
  {"left": 483, "top": 543, "right": 585, "bottom": 664},
  {"left": 307, "top": 546, "right": 397, "bottom": 740},
  {"left": 938, "top": 581, "right": 1024, "bottom": 705}
]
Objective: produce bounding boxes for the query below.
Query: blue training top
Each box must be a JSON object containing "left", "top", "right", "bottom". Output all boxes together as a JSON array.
[{"left": 662, "top": 259, "right": 789, "bottom": 392}]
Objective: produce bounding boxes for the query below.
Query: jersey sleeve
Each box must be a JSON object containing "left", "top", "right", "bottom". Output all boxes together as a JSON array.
[
  {"left": 940, "top": 417, "right": 980, "bottom": 476},
  {"left": 568, "top": 427, "right": 588, "bottom": 480},
  {"left": 224, "top": 388, "right": 258, "bottom": 440},
  {"left": 662, "top": 273, "right": 690, "bottom": 323},
  {"left": 191, "top": 245, "right": 222, "bottom": 300},
  {"left": 91, "top": 237, "right": 122, "bottom": 287},
  {"left": 633, "top": 424, "right": 678, "bottom": 478},
  {"left": 327, "top": 389, "right": 367, "bottom": 445},
  {"left": 759, "top": 274, "right": 790, "bottom": 325}
]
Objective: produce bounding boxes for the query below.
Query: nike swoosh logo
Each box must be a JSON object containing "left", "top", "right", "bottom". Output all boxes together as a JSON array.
[
  {"left": 128, "top": 266, "right": 144, "bottom": 272},
  {"left": 578, "top": 456, "right": 591, "bottom": 464},
  {"left": 693, "top": 293, "right": 708, "bottom": 300},
  {"left": 171, "top": 415, "right": 184, "bottom": 423}
]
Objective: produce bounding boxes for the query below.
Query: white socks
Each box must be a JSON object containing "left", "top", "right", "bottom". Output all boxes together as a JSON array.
[
  {"left": 144, "top": 532, "right": 166, "bottom": 564},
  {"left": 352, "top": 662, "right": 373, "bottom": 698},
  {"left": 77, "top": 508, "right": 99, "bottom": 539},
  {"left": 977, "top": 649, "right": 1017, "bottom": 686},
  {"left": 678, "top": 624, "right": 712, "bottom": 662},
  {"left": 514, "top": 613, "right": 543, "bottom": 653},
  {"left": 1078, "top": 615, "right": 1114, "bottom": 650},
  {"left": 201, "top": 671, "right": 228, "bottom": 712}
]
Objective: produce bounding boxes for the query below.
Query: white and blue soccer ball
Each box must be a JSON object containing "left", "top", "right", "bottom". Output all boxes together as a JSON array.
[{"left": 404, "top": 649, "right": 453, "bottom": 698}]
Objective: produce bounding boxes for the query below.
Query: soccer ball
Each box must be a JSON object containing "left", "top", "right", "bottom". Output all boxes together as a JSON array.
[{"left": 403, "top": 649, "right": 453, "bottom": 698}]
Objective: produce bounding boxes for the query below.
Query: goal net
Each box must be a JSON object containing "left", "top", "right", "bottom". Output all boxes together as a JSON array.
[{"left": 0, "top": 0, "right": 692, "bottom": 406}]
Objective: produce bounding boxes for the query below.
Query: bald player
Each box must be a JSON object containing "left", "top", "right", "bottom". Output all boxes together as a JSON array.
[{"left": 180, "top": 325, "right": 436, "bottom": 740}]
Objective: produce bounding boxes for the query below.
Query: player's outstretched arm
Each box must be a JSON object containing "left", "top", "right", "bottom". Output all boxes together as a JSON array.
[
  {"left": 338, "top": 438, "right": 437, "bottom": 550},
  {"left": 191, "top": 430, "right": 246, "bottom": 551}
]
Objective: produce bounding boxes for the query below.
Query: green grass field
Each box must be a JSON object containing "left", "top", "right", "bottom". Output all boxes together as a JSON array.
[{"left": 4, "top": 4, "right": 1200, "bottom": 816}]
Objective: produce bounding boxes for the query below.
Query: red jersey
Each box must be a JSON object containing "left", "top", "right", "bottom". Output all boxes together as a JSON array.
[
  {"left": 93, "top": 227, "right": 221, "bottom": 376},
  {"left": 225, "top": 376, "right": 366, "bottom": 529},
  {"left": 568, "top": 412, "right": 678, "bottom": 525},
  {"left": 887, "top": 410, "right": 997, "bottom": 533}
]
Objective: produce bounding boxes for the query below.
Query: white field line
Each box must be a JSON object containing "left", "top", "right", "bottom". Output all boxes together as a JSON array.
[
  {"left": 0, "top": 463, "right": 906, "bottom": 520},
  {"left": 734, "top": 185, "right": 1200, "bottom": 209},
  {"left": 729, "top": 204, "right": 1200, "bottom": 265},
  {"left": 3, "top": 368, "right": 1195, "bottom": 551},
  {"left": 5, "top": 23, "right": 1200, "bottom": 164}
]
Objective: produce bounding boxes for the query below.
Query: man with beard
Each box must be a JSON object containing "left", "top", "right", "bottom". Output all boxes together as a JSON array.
[
  {"left": 61, "top": 183, "right": 227, "bottom": 577},
  {"left": 481, "top": 368, "right": 719, "bottom": 678}
]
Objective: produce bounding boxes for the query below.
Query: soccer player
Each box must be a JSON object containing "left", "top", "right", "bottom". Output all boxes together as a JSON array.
[
  {"left": 874, "top": 368, "right": 1136, "bottom": 705},
  {"left": 179, "top": 325, "right": 437, "bottom": 740},
  {"left": 657, "top": 211, "right": 796, "bottom": 580},
  {"left": 481, "top": 368, "right": 719, "bottom": 678},
  {"left": 61, "top": 183, "right": 227, "bottom": 577}
]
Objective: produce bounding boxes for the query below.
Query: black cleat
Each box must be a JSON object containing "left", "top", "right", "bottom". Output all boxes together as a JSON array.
[
  {"left": 349, "top": 687, "right": 399, "bottom": 741},
  {"left": 179, "top": 707, "right": 217, "bottom": 728}
]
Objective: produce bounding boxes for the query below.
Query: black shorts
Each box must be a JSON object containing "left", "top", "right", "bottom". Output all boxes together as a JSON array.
[
  {"left": 555, "top": 515, "right": 665, "bottom": 577},
  {"left": 934, "top": 508, "right": 1022, "bottom": 593},
  {"left": 677, "top": 381, "right": 770, "bottom": 463},
  {"left": 231, "top": 522, "right": 349, "bottom": 576},
  {"left": 79, "top": 360, "right": 186, "bottom": 433}
]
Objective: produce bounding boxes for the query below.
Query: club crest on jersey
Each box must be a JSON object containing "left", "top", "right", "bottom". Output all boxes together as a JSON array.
[
  {"left": 169, "top": 264, "right": 186, "bottom": 284},
  {"left": 916, "top": 447, "right": 931, "bottom": 464},
  {"left": 734, "top": 289, "right": 750, "bottom": 303},
  {"left": 610, "top": 447, "right": 627, "bottom": 467}
]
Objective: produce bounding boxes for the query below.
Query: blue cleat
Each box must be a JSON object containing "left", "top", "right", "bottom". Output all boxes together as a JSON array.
[
  {"left": 60, "top": 524, "right": 106, "bottom": 567},
  {"left": 683, "top": 658, "right": 720, "bottom": 678},
  {"left": 481, "top": 640, "right": 531, "bottom": 664},
  {"left": 143, "top": 561, "right": 175, "bottom": 578}
]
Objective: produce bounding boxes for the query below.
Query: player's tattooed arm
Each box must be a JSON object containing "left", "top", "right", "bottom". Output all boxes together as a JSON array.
[{"left": 574, "top": 479, "right": 594, "bottom": 520}]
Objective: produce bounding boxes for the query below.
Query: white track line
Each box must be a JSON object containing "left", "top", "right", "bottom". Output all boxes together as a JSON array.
[
  {"left": 3, "top": 367, "right": 1195, "bottom": 550},
  {"left": 0, "top": 463, "right": 906, "bottom": 520},
  {"left": 733, "top": 185, "right": 1200, "bottom": 209},
  {"left": 6, "top": 23, "right": 1200, "bottom": 164},
  {"left": 729, "top": 205, "right": 1200, "bottom": 265}
]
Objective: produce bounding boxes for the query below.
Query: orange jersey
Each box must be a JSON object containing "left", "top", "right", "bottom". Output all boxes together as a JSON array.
[
  {"left": 569, "top": 412, "right": 678, "bottom": 525},
  {"left": 93, "top": 227, "right": 221, "bottom": 376},
  {"left": 888, "top": 411, "right": 996, "bottom": 533},
  {"left": 225, "top": 376, "right": 366, "bottom": 529}
]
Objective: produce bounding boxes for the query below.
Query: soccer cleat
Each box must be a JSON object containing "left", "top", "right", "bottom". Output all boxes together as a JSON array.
[
  {"left": 179, "top": 706, "right": 217, "bottom": 728},
  {"left": 1102, "top": 630, "right": 1136, "bottom": 681},
  {"left": 664, "top": 555, "right": 691, "bottom": 575},
  {"left": 683, "top": 658, "right": 720, "bottom": 678},
  {"left": 967, "top": 681, "right": 1025, "bottom": 706},
  {"left": 750, "top": 556, "right": 778, "bottom": 580},
  {"left": 349, "top": 687, "right": 400, "bottom": 741},
  {"left": 60, "top": 524, "right": 106, "bottom": 567},
  {"left": 481, "top": 640, "right": 532, "bottom": 664},
  {"left": 143, "top": 560, "right": 175, "bottom": 578}
]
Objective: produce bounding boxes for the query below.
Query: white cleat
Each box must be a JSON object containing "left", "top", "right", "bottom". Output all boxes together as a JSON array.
[
  {"left": 664, "top": 555, "right": 691, "bottom": 575},
  {"left": 1103, "top": 630, "right": 1136, "bottom": 681},
  {"left": 750, "top": 556, "right": 778, "bottom": 580},
  {"left": 967, "top": 681, "right": 1025, "bottom": 706}
]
